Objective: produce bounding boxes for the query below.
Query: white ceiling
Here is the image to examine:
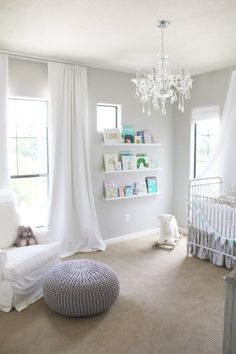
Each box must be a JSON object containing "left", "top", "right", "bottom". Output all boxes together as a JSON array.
[{"left": 0, "top": 0, "right": 236, "bottom": 75}]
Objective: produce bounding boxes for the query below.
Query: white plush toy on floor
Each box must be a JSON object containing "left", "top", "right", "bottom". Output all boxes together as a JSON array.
[{"left": 158, "top": 214, "right": 180, "bottom": 246}]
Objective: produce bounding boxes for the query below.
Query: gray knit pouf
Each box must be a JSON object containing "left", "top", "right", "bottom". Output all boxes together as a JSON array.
[{"left": 43, "top": 259, "right": 119, "bottom": 317}]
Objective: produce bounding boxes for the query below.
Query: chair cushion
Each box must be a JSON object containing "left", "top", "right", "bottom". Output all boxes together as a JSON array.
[
  {"left": 3, "top": 243, "right": 61, "bottom": 282},
  {"left": 0, "top": 189, "right": 20, "bottom": 249}
]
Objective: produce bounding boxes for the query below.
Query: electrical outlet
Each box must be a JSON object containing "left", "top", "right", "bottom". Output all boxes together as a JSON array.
[{"left": 126, "top": 213, "right": 131, "bottom": 222}]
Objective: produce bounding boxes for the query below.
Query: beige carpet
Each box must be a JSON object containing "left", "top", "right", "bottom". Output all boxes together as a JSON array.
[{"left": 0, "top": 235, "right": 229, "bottom": 354}]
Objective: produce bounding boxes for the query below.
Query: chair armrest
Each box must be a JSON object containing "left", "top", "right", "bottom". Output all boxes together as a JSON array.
[
  {"left": 33, "top": 228, "right": 52, "bottom": 244},
  {"left": 0, "top": 249, "right": 7, "bottom": 268},
  {"left": 0, "top": 249, "right": 7, "bottom": 280}
]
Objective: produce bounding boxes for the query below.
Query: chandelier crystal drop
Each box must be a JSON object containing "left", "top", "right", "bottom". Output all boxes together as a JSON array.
[{"left": 131, "top": 20, "right": 193, "bottom": 115}]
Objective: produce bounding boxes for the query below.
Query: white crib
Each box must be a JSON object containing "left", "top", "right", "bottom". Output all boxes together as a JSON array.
[{"left": 187, "top": 177, "right": 236, "bottom": 269}]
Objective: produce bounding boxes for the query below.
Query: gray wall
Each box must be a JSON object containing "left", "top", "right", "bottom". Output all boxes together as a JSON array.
[
  {"left": 87, "top": 67, "right": 174, "bottom": 240},
  {"left": 8, "top": 58, "right": 174, "bottom": 240},
  {"left": 10, "top": 57, "right": 236, "bottom": 236},
  {"left": 9, "top": 58, "right": 48, "bottom": 98},
  {"left": 173, "top": 67, "right": 235, "bottom": 228}
]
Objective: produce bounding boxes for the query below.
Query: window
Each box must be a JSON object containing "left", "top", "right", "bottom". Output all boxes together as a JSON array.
[
  {"left": 8, "top": 98, "right": 48, "bottom": 226},
  {"left": 97, "top": 103, "right": 121, "bottom": 132},
  {"left": 192, "top": 108, "right": 220, "bottom": 178}
]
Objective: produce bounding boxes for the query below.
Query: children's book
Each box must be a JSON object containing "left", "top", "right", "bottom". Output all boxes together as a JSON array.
[
  {"left": 146, "top": 177, "right": 157, "bottom": 193},
  {"left": 104, "top": 180, "right": 118, "bottom": 199}
]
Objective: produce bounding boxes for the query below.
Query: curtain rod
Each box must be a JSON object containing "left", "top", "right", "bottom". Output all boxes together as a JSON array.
[
  {"left": 0, "top": 48, "right": 135, "bottom": 74},
  {"left": 0, "top": 48, "right": 87, "bottom": 67}
]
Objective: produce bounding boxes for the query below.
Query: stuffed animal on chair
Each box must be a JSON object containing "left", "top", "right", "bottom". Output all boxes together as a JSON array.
[{"left": 14, "top": 226, "right": 38, "bottom": 247}]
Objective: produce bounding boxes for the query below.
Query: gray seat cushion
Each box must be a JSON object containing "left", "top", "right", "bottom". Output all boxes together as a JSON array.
[{"left": 43, "top": 259, "right": 119, "bottom": 317}]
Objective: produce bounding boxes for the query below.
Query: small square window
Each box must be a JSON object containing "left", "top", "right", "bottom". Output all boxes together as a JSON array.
[{"left": 97, "top": 103, "right": 121, "bottom": 132}]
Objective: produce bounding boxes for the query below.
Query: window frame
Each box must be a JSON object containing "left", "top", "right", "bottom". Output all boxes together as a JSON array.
[{"left": 97, "top": 103, "right": 121, "bottom": 132}]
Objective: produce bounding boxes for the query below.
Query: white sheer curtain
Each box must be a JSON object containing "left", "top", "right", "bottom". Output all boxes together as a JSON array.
[
  {"left": 48, "top": 62, "right": 106, "bottom": 257},
  {"left": 220, "top": 71, "right": 236, "bottom": 193},
  {"left": 195, "top": 70, "right": 236, "bottom": 192},
  {"left": 0, "top": 54, "right": 9, "bottom": 188}
]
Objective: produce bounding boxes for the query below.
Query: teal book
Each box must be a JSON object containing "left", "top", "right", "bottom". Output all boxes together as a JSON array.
[{"left": 146, "top": 177, "right": 157, "bottom": 193}]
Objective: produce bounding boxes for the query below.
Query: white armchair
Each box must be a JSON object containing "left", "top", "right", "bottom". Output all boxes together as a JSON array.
[{"left": 0, "top": 189, "right": 61, "bottom": 312}]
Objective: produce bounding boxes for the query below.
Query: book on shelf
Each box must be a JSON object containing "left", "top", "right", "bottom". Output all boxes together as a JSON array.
[
  {"left": 143, "top": 130, "right": 152, "bottom": 144},
  {"left": 121, "top": 125, "right": 135, "bottom": 139},
  {"left": 124, "top": 134, "right": 134, "bottom": 143},
  {"left": 103, "top": 129, "right": 122, "bottom": 144},
  {"left": 136, "top": 130, "right": 153, "bottom": 144},
  {"left": 104, "top": 180, "right": 118, "bottom": 199},
  {"left": 121, "top": 155, "right": 137, "bottom": 170},
  {"left": 124, "top": 185, "right": 134, "bottom": 197},
  {"left": 137, "top": 154, "right": 150, "bottom": 169},
  {"left": 150, "top": 160, "right": 158, "bottom": 169},
  {"left": 115, "top": 161, "right": 122, "bottom": 170},
  {"left": 134, "top": 135, "right": 142, "bottom": 144},
  {"left": 118, "top": 186, "right": 125, "bottom": 197},
  {"left": 146, "top": 176, "right": 157, "bottom": 193},
  {"left": 136, "top": 131, "right": 145, "bottom": 143},
  {"left": 104, "top": 153, "right": 119, "bottom": 171},
  {"left": 134, "top": 181, "right": 147, "bottom": 195},
  {"left": 119, "top": 151, "right": 133, "bottom": 157}
]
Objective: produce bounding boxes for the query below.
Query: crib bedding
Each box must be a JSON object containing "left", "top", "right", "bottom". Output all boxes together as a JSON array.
[
  {"left": 188, "top": 226, "right": 235, "bottom": 269},
  {"left": 191, "top": 196, "right": 236, "bottom": 238}
]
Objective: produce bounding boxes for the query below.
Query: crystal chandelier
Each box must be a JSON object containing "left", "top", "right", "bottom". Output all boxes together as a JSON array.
[{"left": 132, "top": 20, "right": 193, "bottom": 115}]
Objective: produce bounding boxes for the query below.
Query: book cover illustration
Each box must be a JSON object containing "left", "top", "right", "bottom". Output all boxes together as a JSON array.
[
  {"left": 104, "top": 180, "right": 118, "bottom": 199},
  {"left": 122, "top": 155, "right": 137, "bottom": 170},
  {"left": 134, "top": 181, "right": 147, "bottom": 195},
  {"left": 104, "top": 154, "right": 119, "bottom": 171},
  {"left": 137, "top": 154, "right": 150, "bottom": 169}
]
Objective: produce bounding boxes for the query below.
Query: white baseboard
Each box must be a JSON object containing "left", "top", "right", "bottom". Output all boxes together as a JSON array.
[
  {"left": 104, "top": 228, "right": 160, "bottom": 245},
  {"left": 104, "top": 226, "right": 187, "bottom": 245}
]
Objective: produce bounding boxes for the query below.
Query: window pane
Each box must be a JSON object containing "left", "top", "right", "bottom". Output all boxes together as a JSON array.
[
  {"left": 8, "top": 101, "right": 17, "bottom": 137},
  {"left": 97, "top": 105, "right": 117, "bottom": 132},
  {"left": 9, "top": 99, "right": 47, "bottom": 138},
  {"left": 8, "top": 138, "right": 17, "bottom": 175},
  {"left": 195, "top": 119, "right": 220, "bottom": 177},
  {"left": 11, "top": 176, "right": 48, "bottom": 226},
  {"left": 8, "top": 98, "right": 49, "bottom": 226},
  {"left": 17, "top": 138, "right": 48, "bottom": 175}
]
